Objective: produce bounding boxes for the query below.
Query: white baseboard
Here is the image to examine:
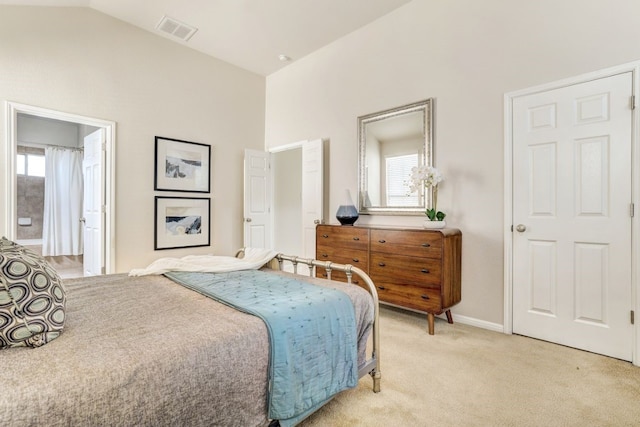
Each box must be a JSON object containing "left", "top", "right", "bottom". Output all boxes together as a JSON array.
[
  {"left": 382, "top": 302, "right": 506, "bottom": 334},
  {"left": 437, "top": 312, "right": 505, "bottom": 333}
]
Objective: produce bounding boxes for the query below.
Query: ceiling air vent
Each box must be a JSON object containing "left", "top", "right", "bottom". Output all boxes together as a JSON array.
[{"left": 156, "top": 15, "right": 198, "bottom": 42}]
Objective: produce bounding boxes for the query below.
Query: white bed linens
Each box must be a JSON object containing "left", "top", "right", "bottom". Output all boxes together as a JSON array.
[{"left": 128, "top": 247, "right": 278, "bottom": 276}]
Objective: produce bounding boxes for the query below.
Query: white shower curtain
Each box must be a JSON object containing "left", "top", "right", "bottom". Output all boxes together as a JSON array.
[{"left": 42, "top": 147, "right": 83, "bottom": 257}]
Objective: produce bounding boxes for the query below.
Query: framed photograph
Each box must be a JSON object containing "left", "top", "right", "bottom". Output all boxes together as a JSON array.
[
  {"left": 154, "top": 196, "right": 210, "bottom": 250},
  {"left": 155, "top": 136, "right": 211, "bottom": 193}
]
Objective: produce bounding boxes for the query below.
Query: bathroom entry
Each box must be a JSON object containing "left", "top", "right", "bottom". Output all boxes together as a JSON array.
[
  {"left": 15, "top": 113, "right": 97, "bottom": 278},
  {"left": 7, "top": 103, "right": 115, "bottom": 279}
]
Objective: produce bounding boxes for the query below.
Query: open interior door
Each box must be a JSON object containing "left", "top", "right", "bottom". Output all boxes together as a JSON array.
[
  {"left": 243, "top": 149, "right": 272, "bottom": 249},
  {"left": 82, "top": 129, "right": 105, "bottom": 276}
]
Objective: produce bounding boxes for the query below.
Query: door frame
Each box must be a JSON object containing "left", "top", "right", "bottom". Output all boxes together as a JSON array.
[
  {"left": 504, "top": 62, "right": 640, "bottom": 366},
  {"left": 4, "top": 101, "right": 116, "bottom": 274}
]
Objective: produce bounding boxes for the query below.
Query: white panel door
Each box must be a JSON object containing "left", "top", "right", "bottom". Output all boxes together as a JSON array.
[
  {"left": 512, "top": 72, "right": 633, "bottom": 360},
  {"left": 82, "top": 129, "right": 105, "bottom": 277},
  {"left": 243, "top": 149, "right": 272, "bottom": 249}
]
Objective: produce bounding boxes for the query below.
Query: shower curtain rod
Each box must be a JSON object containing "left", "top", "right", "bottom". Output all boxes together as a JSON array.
[{"left": 17, "top": 142, "right": 84, "bottom": 151}]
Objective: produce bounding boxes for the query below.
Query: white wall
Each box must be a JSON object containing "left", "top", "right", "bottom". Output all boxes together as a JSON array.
[
  {"left": 18, "top": 114, "right": 83, "bottom": 148},
  {"left": 0, "top": 6, "right": 265, "bottom": 272},
  {"left": 265, "top": 0, "right": 640, "bottom": 326},
  {"left": 272, "top": 148, "right": 302, "bottom": 254}
]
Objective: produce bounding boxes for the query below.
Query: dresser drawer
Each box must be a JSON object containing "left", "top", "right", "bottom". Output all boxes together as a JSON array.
[
  {"left": 369, "top": 253, "right": 442, "bottom": 286},
  {"left": 316, "top": 247, "right": 368, "bottom": 268},
  {"left": 316, "top": 225, "right": 369, "bottom": 250},
  {"left": 316, "top": 269, "right": 366, "bottom": 286},
  {"left": 316, "top": 254, "right": 368, "bottom": 286},
  {"left": 371, "top": 229, "right": 442, "bottom": 259},
  {"left": 316, "top": 247, "right": 368, "bottom": 285},
  {"left": 375, "top": 283, "right": 442, "bottom": 312}
]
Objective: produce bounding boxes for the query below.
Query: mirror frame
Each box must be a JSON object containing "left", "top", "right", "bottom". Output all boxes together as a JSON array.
[{"left": 357, "top": 98, "right": 434, "bottom": 215}]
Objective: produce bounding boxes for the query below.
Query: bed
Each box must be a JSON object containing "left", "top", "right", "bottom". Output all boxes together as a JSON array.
[{"left": 0, "top": 248, "right": 380, "bottom": 427}]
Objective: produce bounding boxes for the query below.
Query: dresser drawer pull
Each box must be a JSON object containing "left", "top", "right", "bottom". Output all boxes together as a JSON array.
[
  {"left": 321, "top": 253, "right": 328, "bottom": 258},
  {"left": 352, "top": 258, "right": 359, "bottom": 263},
  {"left": 322, "top": 234, "right": 329, "bottom": 238},
  {"left": 378, "top": 239, "right": 386, "bottom": 243},
  {"left": 421, "top": 269, "right": 430, "bottom": 274},
  {"left": 421, "top": 294, "right": 430, "bottom": 300},
  {"left": 421, "top": 243, "right": 431, "bottom": 247},
  {"left": 353, "top": 237, "right": 360, "bottom": 241},
  {"left": 378, "top": 262, "right": 386, "bottom": 267},
  {"left": 377, "top": 286, "right": 386, "bottom": 290}
]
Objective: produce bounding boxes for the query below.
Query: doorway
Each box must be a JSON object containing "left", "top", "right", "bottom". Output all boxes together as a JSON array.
[
  {"left": 243, "top": 139, "right": 324, "bottom": 274},
  {"left": 16, "top": 114, "right": 90, "bottom": 278},
  {"left": 272, "top": 147, "right": 303, "bottom": 255},
  {"left": 505, "top": 65, "right": 638, "bottom": 363},
  {"left": 4, "top": 102, "right": 116, "bottom": 276}
]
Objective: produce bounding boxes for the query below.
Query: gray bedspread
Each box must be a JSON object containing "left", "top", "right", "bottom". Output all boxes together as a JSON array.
[{"left": 0, "top": 269, "right": 374, "bottom": 427}]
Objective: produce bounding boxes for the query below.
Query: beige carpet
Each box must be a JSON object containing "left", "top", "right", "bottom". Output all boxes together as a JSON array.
[{"left": 300, "top": 306, "right": 640, "bottom": 426}]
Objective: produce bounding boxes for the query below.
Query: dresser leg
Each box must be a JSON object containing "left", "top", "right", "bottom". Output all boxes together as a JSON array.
[
  {"left": 427, "top": 313, "right": 435, "bottom": 335},
  {"left": 445, "top": 309, "right": 454, "bottom": 324}
]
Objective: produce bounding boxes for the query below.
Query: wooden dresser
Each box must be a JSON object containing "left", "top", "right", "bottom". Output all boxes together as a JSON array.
[{"left": 316, "top": 224, "right": 462, "bottom": 335}]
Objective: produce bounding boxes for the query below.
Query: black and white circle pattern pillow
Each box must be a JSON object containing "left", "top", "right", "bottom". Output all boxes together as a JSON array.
[{"left": 0, "top": 237, "right": 66, "bottom": 349}]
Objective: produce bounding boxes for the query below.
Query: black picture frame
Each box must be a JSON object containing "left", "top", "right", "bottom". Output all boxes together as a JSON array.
[
  {"left": 154, "top": 196, "right": 211, "bottom": 250},
  {"left": 154, "top": 136, "right": 211, "bottom": 193}
]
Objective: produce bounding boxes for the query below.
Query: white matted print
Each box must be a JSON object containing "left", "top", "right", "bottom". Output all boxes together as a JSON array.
[
  {"left": 155, "top": 136, "right": 211, "bottom": 193},
  {"left": 154, "top": 196, "right": 210, "bottom": 250}
]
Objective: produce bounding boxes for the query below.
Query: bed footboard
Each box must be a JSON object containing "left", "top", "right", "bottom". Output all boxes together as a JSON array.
[{"left": 271, "top": 253, "right": 381, "bottom": 393}]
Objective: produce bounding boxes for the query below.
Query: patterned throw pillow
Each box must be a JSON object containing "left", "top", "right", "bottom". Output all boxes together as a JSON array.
[{"left": 0, "top": 237, "right": 66, "bottom": 349}]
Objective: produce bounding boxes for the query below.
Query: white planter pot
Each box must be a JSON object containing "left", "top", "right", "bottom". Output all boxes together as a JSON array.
[{"left": 423, "top": 220, "right": 446, "bottom": 229}]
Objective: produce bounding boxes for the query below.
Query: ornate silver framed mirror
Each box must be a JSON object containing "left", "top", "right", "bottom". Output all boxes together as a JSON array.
[{"left": 357, "top": 99, "right": 434, "bottom": 215}]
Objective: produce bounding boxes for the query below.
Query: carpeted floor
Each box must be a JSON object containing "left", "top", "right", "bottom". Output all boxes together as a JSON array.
[{"left": 300, "top": 306, "right": 640, "bottom": 426}]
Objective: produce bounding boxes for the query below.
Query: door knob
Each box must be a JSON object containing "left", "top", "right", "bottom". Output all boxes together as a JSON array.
[
  {"left": 245, "top": 218, "right": 252, "bottom": 223},
  {"left": 79, "top": 217, "right": 86, "bottom": 223},
  {"left": 314, "top": 219, "right": 321, "bottom": 224},
  {"left": 515, "top": 224, "right": 526, "bottom": 232}
]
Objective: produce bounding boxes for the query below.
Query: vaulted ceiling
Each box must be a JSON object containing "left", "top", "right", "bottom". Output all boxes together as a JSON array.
[{"left": 1, "top": 0, "right": 412, "bottom": 75}]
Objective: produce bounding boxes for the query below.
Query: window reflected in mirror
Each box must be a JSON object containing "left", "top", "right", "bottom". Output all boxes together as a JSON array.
[{"left": 358, "top": 99, "right": 433, "bottom": 215}]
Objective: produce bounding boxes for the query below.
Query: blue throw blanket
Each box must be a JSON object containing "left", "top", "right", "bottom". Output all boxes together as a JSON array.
[{"left": 165, "top": 270, "right": 358, "bottom": 426}]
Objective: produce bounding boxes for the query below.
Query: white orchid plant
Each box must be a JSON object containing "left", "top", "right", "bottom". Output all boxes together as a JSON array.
[{"left": 409, "top": 165, "right": 446, "bottom": 221}]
